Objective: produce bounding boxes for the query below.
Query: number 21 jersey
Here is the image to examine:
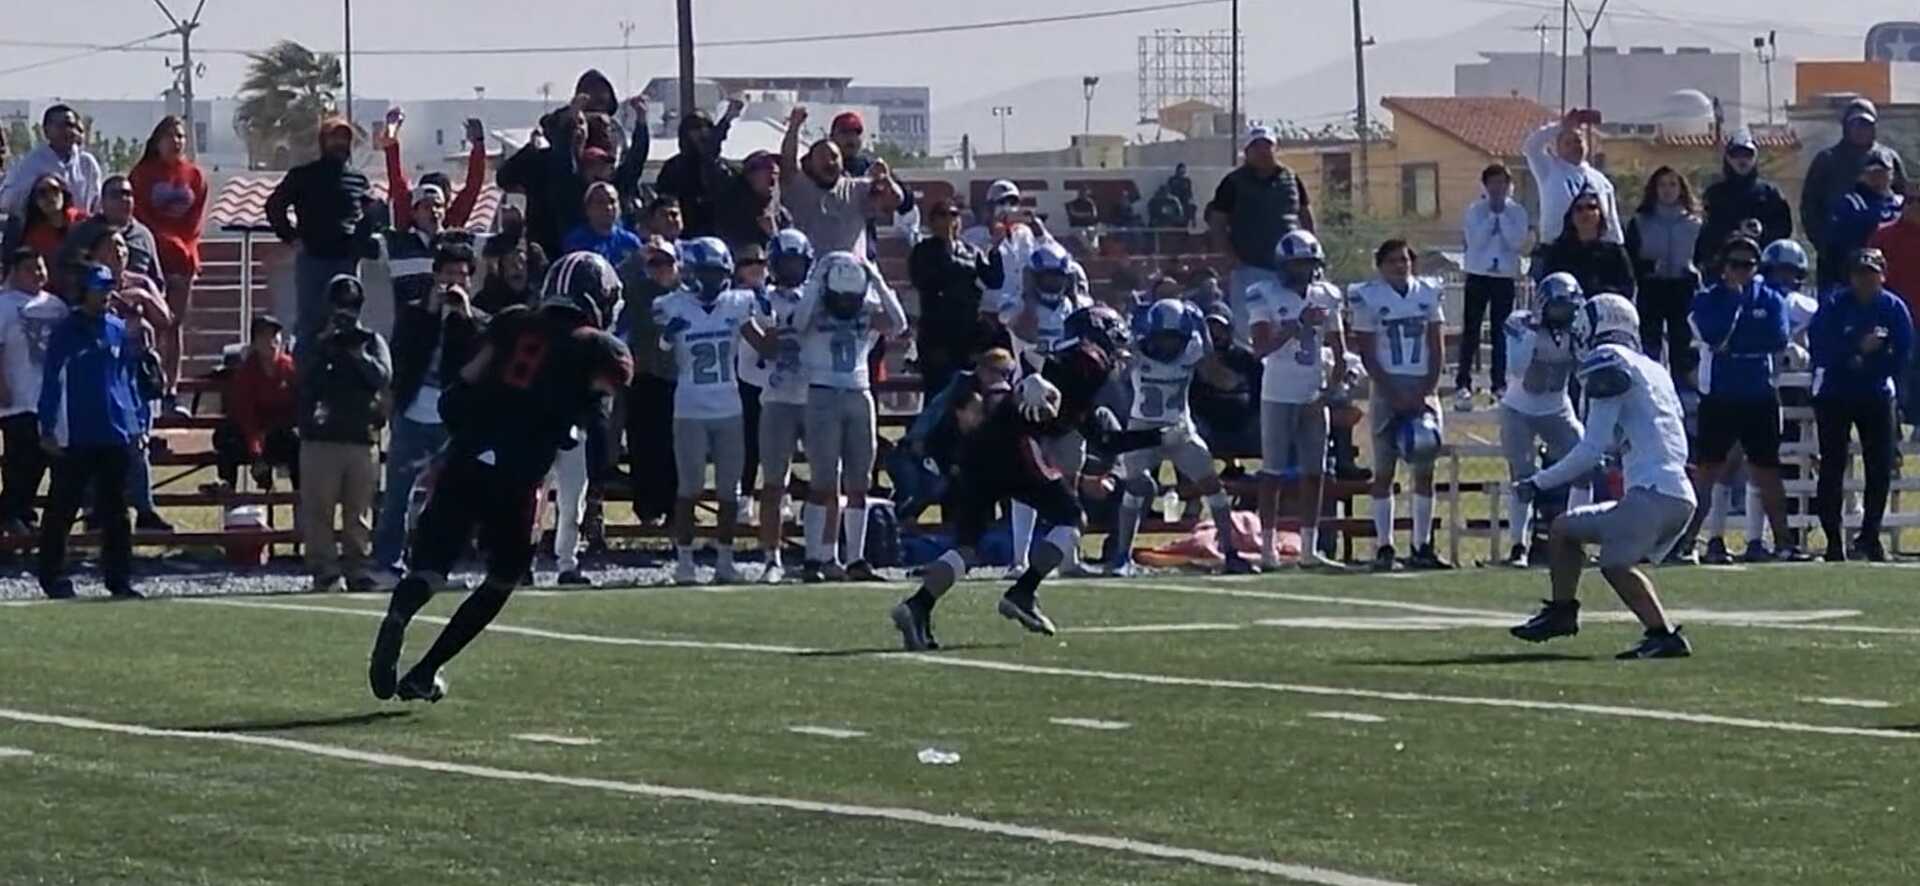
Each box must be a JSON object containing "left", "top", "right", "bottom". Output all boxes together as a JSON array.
[
  {"left": 655, "top": 288, "right": 756, "bottom": 419},
  {"left": 1348, "top": 277, "right": 1445, "bottom": 379}
]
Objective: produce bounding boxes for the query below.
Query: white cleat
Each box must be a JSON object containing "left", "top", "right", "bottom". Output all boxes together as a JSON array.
[
  {"left": 760, "top": 563, "right": 786, "bottom": 584},
  {"left": 673, "top": 560, "right": 700, "bottom": 586},
  {"left": 1107, "top": 560, "right": 1137, "bottom": 578}
]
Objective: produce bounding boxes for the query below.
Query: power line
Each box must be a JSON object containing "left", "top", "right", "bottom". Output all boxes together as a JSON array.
[{"left": 0, "top": 29, "right": 174, "bottom": 78}]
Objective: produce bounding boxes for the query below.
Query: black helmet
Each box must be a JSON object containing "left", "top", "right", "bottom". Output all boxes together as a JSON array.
[
  {"left": 540, "top": 250, "right": 624, "bottom": 328},
  {"left": 1057, "top": 304, "right": 1131, "bottom": 361}
]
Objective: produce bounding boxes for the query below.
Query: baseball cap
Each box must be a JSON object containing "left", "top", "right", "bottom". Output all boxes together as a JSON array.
[
  {"left": 985, "top": 179, "right": 1021, "bottom": 204},
  {"left": 1245, "top": 125, "right": 1277, "bottom": 148},
  {"left": 251, "top": 314, "right": 285, "bottom": 334},
  {"left": 1724, "top": 130, "right": 1758, "bottom": 156},
  {"left": 1845, "top": 97, "right": 1880, "bottom": 125},
  {"left": 1864, "top": 149, "right": 1895, "bottom": 171},
  {"left": 743, "top": 150, "right": 778, "bottom": 173},
  {"left": 646, "top": 239, "right": 678, "bottom": 262},
  {"left": 411, "top": 183, "right": 447, "bottom": 207},
  {"left": 831, "top": 111, "right": 864, "bottom": 134},
  {"left": 79, "top": 263, "right": 114, "bottom": 294},
  {"left": 1851, "top": 247, "right": 1888, "bottom": 275}
]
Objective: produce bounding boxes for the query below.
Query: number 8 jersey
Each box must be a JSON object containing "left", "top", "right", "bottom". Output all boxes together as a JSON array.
[
  {"left": 655, "top": 286, "right": 758, "bottom": 419},
  {"left": 1347, "top": 277, "right": 1445, "bottom": 379},
  {"left": 1245, "top": 278, "right": 1342, "bottom": 404}
]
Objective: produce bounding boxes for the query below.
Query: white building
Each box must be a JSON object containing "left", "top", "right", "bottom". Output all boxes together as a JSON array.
[
  {"left": 641, "top": 76, "right": 931, "bottom": 156},
  {"left": 1455, "top": 46, "right": 1788, "bottom": 134}
]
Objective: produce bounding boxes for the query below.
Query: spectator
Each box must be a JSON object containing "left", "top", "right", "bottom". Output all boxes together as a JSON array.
[
  {"left": 372, "top": 243, "right": 486, "bottom": 575},
  {"left": 380, "top": 114, "right": 488, "bottom": 233},
  {"left": 562, "top": 182, "right": 643, "bottom": 267},
  {"left": 1823, "top": 151, "right": 1904, "bottom": 295},
  {"left": 1191, "top": 306, "right": 1263, "bottom": 461},
  {"left": 495, "top": 71, "right": 632, "bottom": 255},
  {"left": 778, "top": 106, "right": 904, "bottom": 257},
  {"left": 1697, "top": 130, "right": 1792, "bottom": 269},
  {"left": 1205, "top": 125, "right": 1314, "bottom": 346},
  {"left": 908, "top": 197, "right": 1005, "bottom": 396},
  {"left": 962, "top": 179, "right": 1039, "bottom": 313},
  {"left": 265, "top": 117, "right": 376, "bottom": 366},
  {"left": 617, "top": 238, "right": 682, "bottom": 525},
  {"left": 0, "top": 248, "right": 68, "bottom": 534},
  {"left": 2, "top": 175, "right": 82, "bottom": 266},
  {"left": 1523, "top": 109, "right": 1622, "bottom": 247},
  {"left": 0, "top": 104, "right": 102, "bottom": 217},
  {"left": 654, "top": 101, "right": 743, "bottom": 238},
  {"left": 827, "top": 111, "right": 918, "bottom": 259},
  {"left": 210, "top": 315, "right": 300, "bottom": 496},
  {"left": 1541, "top": 190, "right": 1636, "bottom": 304},
  {"left": 86, "top": 228, "right": 174, "bottom": 532},
  {"left": 128, "top": 116, "right": 208, "bottom": 417},
  {"left": 714, "top": 151, "right": 789, "bottom": 254},
  {"left": 643, "top": 194, "right": 687, "bottom": 243},
  {"left": 1808, "top": 248, "right": 1913, "bottom": 561},
  {"left": 1624, "top": 166, "right": 1703, "bottom": 367},
  {"left": 1802, "top": 98, "right": 1910, "bottom": 289},
  {"left": 1065, "top": 186, "right": 1100, "bottom": 229},
  {"left": 300, "top": 275, "right": 392, "bottom": 593},
  {"left": 732, "top": 241, "right": 771, "bottom": 516},
  {"left": 1147, "top": 184, "right": 1185, "bottom": 229},
  {"left": 35, "top": 263, "right": 145, "bottom": 598},
  {"left": 473, "top": 232, "right": 548, "bottom": 316},
  {"left": 1457, "top": 162, "right": 1530, "bottom": 408},
  {"left": 58, "top": 176, "right": 166, "bottom": 318},
  {"left": 1167, "top": 163, "right": 1196, "bottom": 226}
]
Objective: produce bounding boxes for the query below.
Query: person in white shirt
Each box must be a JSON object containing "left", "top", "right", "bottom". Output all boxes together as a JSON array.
[
  {"left": 1497, "top": 272, "right": 1587, "bottom": 568},
  {"left": 746, "top": 229, "right": 814, "bottom": 584},
  {"left": 1246, "top": 230, "right": 1348, "bottom": 571},
  {"left": 1350, "top": 240, "right": 1449, "bottom": 571},
  {"left": 0, "top": 248, "right": 70, "bottom": 533},
  {"left": 1512, "top": 293, "right": 1697, "bottom": 660},
  {"left": 1523, "top": 109, "right": 1621, "bottom": 248},
  {"left": 1457, "top": 163, "right": 1531, "bottom": 410},
  {"left": 790, "top": 250, "right": 908, "bottom": 583},
  {"left": 963, "top": 180, "right": 1036, "bottom": 310},
  {"left": 654, "top": 237, "right": 773, "bottom": 585},
  {"left": 998, "top": 239, "right": 1093, "bottom": 573},
  {"left": 0, "top": 105, "right": 103, "bottom": 216}
]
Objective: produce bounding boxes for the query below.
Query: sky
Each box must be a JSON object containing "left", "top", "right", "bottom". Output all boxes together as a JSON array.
[{"left": 0, "top": 0, "right": 1907, "bottom": 152}]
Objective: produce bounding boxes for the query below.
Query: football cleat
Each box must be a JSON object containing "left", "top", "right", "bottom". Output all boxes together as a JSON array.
[
  {"left": 1503, "top": 544, "right": 1531, "bottom": 569},
  {"left": 1859, "top": 536, "right": 1890, "bottom": 563},
  {"left": 760, "top": 563, "right": 786, "bottom": 585},
  {"left": 396, "top": 668, "right": 449, "bottom": 702},
  {"left": 556, "top": 569, "right": 597, "bottom": 588},
  {"left": 997, "top": 594, "right": 1058, "bottom": 636},
  {"left": 1107, "top": 559, "right": 1137, "bottom": 578},
  {"left": 1702, "top": 538, "right": 1732, "bottom": 565},
  {"left": 890, "top": 601, "right": 932, "bottom": 652},
  {"left": 1773, "top": 545, "right": 1812, "bottom": 563},
  {"left": 369, "top": 612, "right": 410, "bottom": 700},
  {"left": 673, "top": 559, "right": 699, "bottom": 586},
  {"left": 1372, "top": 545, "right": 1401, "bottom": 573},
  {"left": 1616, "top": 627, "right": 1692, "bottom": 660},
  {"left": 1510, "top": 599, "right": 1581, "bottom": 643},
  {"left": 1663, "top": 545, "right": 1700, "bottom": 566},
  {"left": 1740, "top": 540, "right": 1772, "bottom": 563},
  {"left": 844, "top": 560, "right": 884, "bottom": 582},
  {"left": 801, "top": 561, "right": 828, "bottom": 584},
  {"left": 714, "top": 558, "right": 742, "bottom": 585},
  {"left": 1406, "top": 545, "right": 1453, "bottom": 570},
  {"left": 823, "top": 561, "right": 848, "bottom": 582},
  {"left": 40, "top": 577, "right": 75, "bottom": 600},
  {"left": 1221, "top": 553, "right": 1257, "bottom": 575}
]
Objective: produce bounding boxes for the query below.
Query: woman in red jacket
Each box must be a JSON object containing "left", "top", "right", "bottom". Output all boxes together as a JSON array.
[
  {"left": 129, "top": 116, "right": 208, "bottom": 414},
  {"left": 1, "top": 175, "right": 83, "bottom": 269}
]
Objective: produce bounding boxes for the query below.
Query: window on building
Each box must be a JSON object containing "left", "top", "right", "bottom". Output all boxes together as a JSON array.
[
  {"left": 1400, "top": 163, "right": 1439, "bottom": 218},
  {"left": 435, "top": 129, "right": 444, "bottom": 147},
  {"left": 194, "top": 121, "right": 209, "bottom": 148}
]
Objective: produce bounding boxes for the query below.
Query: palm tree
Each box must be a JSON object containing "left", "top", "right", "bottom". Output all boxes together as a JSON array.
[{"left": 233, "top": 40, "right": 342, "bottom": 169}]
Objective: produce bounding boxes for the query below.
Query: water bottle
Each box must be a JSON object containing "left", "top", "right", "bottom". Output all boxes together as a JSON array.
[{"left": 1160, "top": 490, "right": 1181, "bottom": 523}]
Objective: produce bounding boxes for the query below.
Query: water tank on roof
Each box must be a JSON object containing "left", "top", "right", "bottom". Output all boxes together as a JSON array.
[{"left": 1656, "top": 89, "right": 1716, "bottom": 138}]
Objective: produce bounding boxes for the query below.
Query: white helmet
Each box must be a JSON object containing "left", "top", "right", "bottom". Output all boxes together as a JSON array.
[
  {"left": 1571, "top": 293, "right": 1641, "bottom": 356},
  {"left": 1535, "top": 272, "right": 1584, "bottom": 330},
  {"left": 817, "top": 251, "right": 871, "bottom": 321},
  {"left": 1274, "top": 229, "right": 1326, "bottom": 265},
  {"left": 1761, "top": 239, "right": 1810, "bottom": 277}
]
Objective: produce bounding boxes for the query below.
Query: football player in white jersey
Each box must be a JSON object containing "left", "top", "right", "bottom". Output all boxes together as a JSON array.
[
  {"left": 1349, "top": 239, "right": 1450, "bottom": 571},
  {"left": 791, "top": 250, "right": 909, "bottom": 583},
  {"left": 1512, "top": 294, "right": 1697, "bottom": 659},
  {"left": 745, "top": 229, "right": 814, "bottom": 583},
  {"left": 1246, "top": 230, "right": 1347, "bottom": 570},
  {"left": 999, "top": 238, "right": 1094, "bottom": 573},
  {"left": 655, "top": 237, "right": 772, "bottom": 585},
  {"left": 1497, "top": 272, "right": 1587, "bottom": 568},
  {"left": 1107, "top": 297, "right": 1253, "bottom": 575}
]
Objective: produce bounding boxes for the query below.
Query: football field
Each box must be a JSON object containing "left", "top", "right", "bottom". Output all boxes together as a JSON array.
[{"left": 3, "top": 563, "right": 1919, "bottom": 884}]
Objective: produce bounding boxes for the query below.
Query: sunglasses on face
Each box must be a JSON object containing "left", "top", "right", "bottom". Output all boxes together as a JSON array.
[
  {"left": 1725, "top": 258, "right": 1757, "bottom": 269},
  {"left": 737, "top": 258, "right": 767, "bottom": 267}
]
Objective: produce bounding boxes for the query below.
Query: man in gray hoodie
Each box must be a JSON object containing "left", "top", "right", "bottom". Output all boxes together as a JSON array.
[{"left": 1801, "top": 98, "right": 1909, "bottom": 289}]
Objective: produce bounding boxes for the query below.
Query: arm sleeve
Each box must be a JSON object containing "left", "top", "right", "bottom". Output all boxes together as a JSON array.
[
  {"left": 873, "top": 270, "right": 909, "bottom": 336},
  {"left": 1504, "top": 204, "right": 1531, "bottom": 253},
  {"left": 1890, "top": 301, "right": 1915, "bottom": 371},
  {"left": 385, "top": 141, "right": 411, "bottom": 224},
  {"left": 353, "top": 333, "right": 395, "bottom": 389},
  {"left": 907, "top": 243, "right": 945, "bottom": 308},
  {"left": 448, "top": 142, "right": 487, "bottom": 228},
  {"left": 1763, "top": 187, "right": 1794, "bottom": 242},
  {"left": 1522, "top": 122, "right": 1558, "bottom": 186},
  {"left": 1503, "top": 316, "right": 1537, "bottom": 388},
  {"left": 0, "top": 163, "right": 29, "bottom": 216},
  {"left": 1204, "top": 173, "right": 1234, "bottom": 217},
  {"left": 231, "top": 364, "right": 264, "bottom": 448},
  {"left": 1531, "top": 394, "right": 1621, "bottom": 490},
  {"left": 979, "top": 244, "right": 1006, "bottom": 290},
  {"left": 496, "top": 143, "right": 539, "bottom": 192},
  {"left": 37, "top": 324, "right": 69, "bottom": 437},
  {"left": 613, "top": 114, "right": 652, "bottom": 199},
  {"left": 1754, "top": 292, "right": 1792, "bottom": 353},
  {"left": 1690, "top": 294, "right": 1732, "bottom": 347},
  {"left": 264, "top": 170, "right": 298, "bottom": 241},
  {"left": 1807, "top": 304, "right": 1843, "bottom": 370}
]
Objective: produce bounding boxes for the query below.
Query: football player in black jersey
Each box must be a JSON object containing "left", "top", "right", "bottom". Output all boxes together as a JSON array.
[{"left": 369, "top": 252, "right": 634, "bottom": 702}]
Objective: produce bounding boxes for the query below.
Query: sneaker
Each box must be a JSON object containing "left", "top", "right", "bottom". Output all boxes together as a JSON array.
[
  {"left": 714, "top": 558, "right": 742, "bottom": 585},
  {"left": 1371, "top": 545, "right": 1401, "bottom": 573},
  {"left": 1299, "top": 550, "right": 1347, "bottom": 572},
  {"left": 556, "top": 569, "right": 597, "bottom": 587},
  {"left": 1702, "top": 538, "right": 1732, "bottom": 565},
  {"left": 311, "top": 574, "right": 344, "bottom": 593},
  {"left": 1663, "top": 545, "right": 1700, "bottom": 567},
  {"left": 801, "top": 561, "right": 828, "bottom": 584},
  {"left": 395, "top": 669, "right": 449, "bottom": 702},
  {"left": 1453, "top": 387, "right": 1475, "bottom": 413},
  {"left": 673, "top": 559, "right": 699, "bottom": 586},
  {"left": 1510, "top": 599, "right": 1581, "bottom": 643},
  {"left": 1406, "top": 545, "right": 1453, "bottom": 570},
  {"left": 997, "top": 594, "right": 1058, "bottom": 636},
  {"left": 135, "top": 511, "right": 174, "bottom": 532},
  {"left": 1221, "top": 553, "right": 1257, "bottom": 575},
  {"left": 1059, "top": 561, "right": 1098, "bottom": 579},
  {"left": 1616, "top": 627, "right": 1692, "bottom": 660},
  {"left": 1107, "top": 559, "right": 1137, "bottom": 578},
  {"left": 1740, "top": 540, "right": 1773, "bottom": 563},
  {"left": 40, "top": 577, "right": 75, "bottom": 600},
  {"left": 1772, "top": 545, "right": 1813, "bottom": 563},
  {"left": 823, "top": 561, "right": 848, "bottom": 582},
  {"left": 760, "top": 563, "right": 786, "bottom": 585},
  {"left": 1490, "top": 386, "right": 1507, "bottom": 403},
  {"left": 1861, "top": 536, "right": 1890, "bottom": 563},
  {"left": 163, "top": 395, "right": 190, "bottom": 419},
  {"left": 844, "top": 560, "right": 884, "bottom": 582},
  {"left": 369, "top": 612, "right": 411, "bottom": 700},
  {"left": 890, "top": 601, "right": 933, "bottom": 652},
  {"left": 1503, "top": 544, "right": 1531, "bottom": 569}
]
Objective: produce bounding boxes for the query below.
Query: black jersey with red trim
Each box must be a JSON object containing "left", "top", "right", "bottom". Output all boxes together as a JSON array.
[{"left": 439, "top": 306, "right": 624, "bottom": 482}]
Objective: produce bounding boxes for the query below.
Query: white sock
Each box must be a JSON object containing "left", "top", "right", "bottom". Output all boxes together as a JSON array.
[
  {"left": 804, "top": 503, "right": 828, "bottom": 562},
  {"left": 1706, "top": 484, "right": 1731, "bottom": 540},
  {"left": 1260, "top": 525, "right": 1278, "bottom": 564},
  {"left": 1371, "top": 497, "right": 1394, "bottom": 549},
  {"left": 1509, "top": 487, "right": 1533, "bottom": 545},
  {"left": 1744, "top": 483, "right": 1767, "bottom": 545},
  {"left": 1011, "top": 502, "right": 1036, "bottom": 568},
  {"left": 765, "top": 546, "right": 783, "bottom": 568},
  {"left": 1413, "top": 495, "right": 1435, "bottom": 548},
  {"left": 1299, "top": 525, "right": 1318, "bottom": 558},
  {"left": 843, "top": 504, "right": 869, "bottom": 564},
  {"left": 677, "top": 545, "right": 694, "bottom": 567}
]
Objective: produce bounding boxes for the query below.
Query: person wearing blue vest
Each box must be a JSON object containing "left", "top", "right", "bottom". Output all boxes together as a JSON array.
[
  {"left": 36, "top": 263, "right": 147, "bottom": 598},
  {"left": 1807, "top": 247, "right": 1914, "bottom": 561}
]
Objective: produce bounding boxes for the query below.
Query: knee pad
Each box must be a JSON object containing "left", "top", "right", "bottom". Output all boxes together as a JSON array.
[{"left": 938, "top": 549, "right": 970, "bottom": 576}]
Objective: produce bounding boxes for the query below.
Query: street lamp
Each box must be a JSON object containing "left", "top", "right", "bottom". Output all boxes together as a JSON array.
[
  {"left": 1081, "top": 76, "right": 1100, "bottom": 137},
  {"left": 991, "top": 105, "right": 1014, "bottom": 154}
]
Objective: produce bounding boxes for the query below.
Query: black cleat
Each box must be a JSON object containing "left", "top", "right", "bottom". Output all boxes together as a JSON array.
[
  {"left": 1510, "top": 599, "right": 1581, "bottom": 643},
  {"left": 1702, "top": 538, "right": 1733, "bottom": 565},
  {"left": 40, "top": 577, "right": 75, "bottom": 600},
  {"left": 1502, "top": 544, "right": 1531, "bottom": 569},
  {"left": 1406, "top": 545, "right": 1454, "bottom": 570},
  {"left": 997, "top": 594, "right": 1058, "bottom": 636},
  {"left": 134, "top": 510, "right": 174, "bottom": 532},
  {"left": 1371, "top": 545, "right": 1401, "bottom": 573},
  {"left": 844, "top": 560, "right": 885, "bottom": 582},
  {"left": 801, "top": 561, "right": 828, "bottom": 584},
  {"left": 556, "top": 569, "right": 597, "bottom": 587},
  {"left": 890, "top": 601, "right": 932, "bottom": 651},
  {"left": 1221, "top": 553, "right": 1257, "bottom": 575},
  {"left": 1860, "top": 536, "right": 1890, "bottom": 563},
  {"left": 395, "top": 669, "right": 448, "bottom": 702},
  {"left": 369, "top": 613, "right": 410, "bottom": 701},
  {"left": 1616, "top": 627, "right": 1692, "bottom": 660},
  {"left": 1823, "top": 544, "right": 1847, "bottom": 563}
]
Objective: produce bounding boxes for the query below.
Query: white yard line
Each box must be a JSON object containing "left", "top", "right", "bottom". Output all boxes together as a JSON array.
[
  {"left": 513, "top": 733, "right": 600, "bottom": 746},
  {"left": 1306, "top": 713, "right": 1387, "bottom": 724},
  {"left": 787, "top": 726, "right": 868, "bottom": 739},
  {"left": 1137, "top": 583, "right": 1510, "bottom": 618},
  {"left": 1800, "top": 697, "right": 1895, "bottom": 709},
  {"left": 1069, "top": 623, "right": 1245, "bottom": 634},
  {"left": 0, "top": 747, "right": 33, "bottom": 758},
  {"left": 1049, "top": 717, "right": 1132, "bottom": 731},
  {"left": 0, "top": 707, "right": 1407, "bottom": 886}
]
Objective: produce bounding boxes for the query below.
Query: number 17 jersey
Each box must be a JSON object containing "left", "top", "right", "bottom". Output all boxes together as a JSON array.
[
  {"left": 1348, "top": 277, "right": 1445, "bottom": 379},
  {"left": 655, "top": 287, "right": 756, "bottom": 419}
]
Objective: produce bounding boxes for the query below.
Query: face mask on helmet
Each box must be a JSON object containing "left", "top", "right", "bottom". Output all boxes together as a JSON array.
[
  {"left": 771, "top": 254, "right": 811, "bottom": 288},
  {"left": 1143, "top": 329, "right": 1190, "bottom": 364},
  {"left": 692, "top": 266, "right": 731, "bottom": 300},
  {"left": 1540, "top": 296, "right": 1579, "bottom": 331},
  {"left": 1281, "top": 258, "right": 1321, "bottom": 289},
  {"left": 1033, "top": 269, "right": 1070, "bottom": 302}
]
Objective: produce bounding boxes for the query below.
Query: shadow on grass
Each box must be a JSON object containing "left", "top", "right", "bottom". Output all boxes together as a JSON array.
[
  {"left": 794, "top": 642, "right": 1020, "bottom": 659},
  {"left": 172, "top": 710, "right": 415, "bottom": 733},
  {"left": 1870, "top": 723, "right": 1920, "bottom": 733},
  {"left": 1344, "top": 652, "right": 1597, "bottom": 667}
]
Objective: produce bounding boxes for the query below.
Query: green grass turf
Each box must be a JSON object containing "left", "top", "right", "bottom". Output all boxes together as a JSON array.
[{"left": 4, "top": 564, "right": 1920, "bottom": 884}]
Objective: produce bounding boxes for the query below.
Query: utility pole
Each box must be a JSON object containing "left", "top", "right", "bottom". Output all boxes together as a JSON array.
[
  {"left": 992, "top": 106, "right": 1014, "bottom": 154},
  {"left": 1571, "top": 0, "right": 1612, "bottom": 114},
  {"left": 960, "top": 133, "right": 972, "bottom": 170},
  {"left": 619, "top": 20, "right": 637, "bottom": 96},
  {"left": 343, "top": 0, "right": 354, "bottom": 126},
  {"left": 1755, "top": 30, "right": 1778, "bottom": 126},
  {"left": 1352, "top": 0, "right": 1371, "bottom": 214},
  {"left": 676, "top": 0, "right": 696, "bottom": 119},
  {"left": 153, "top": 0, "right": 207, "bottom": 158},
  {"left": 1533, "top": 19, "right": 1550, "bottom": 106},
  {"left": 1558, "top": 0, "right": 1570, "bottom": 112},
  {"left": 1082, "top": 76, "right": 1100, "bottom": 138},
  {"left": 1229, "top": 0, "right": 1241, "bottom": 166}
]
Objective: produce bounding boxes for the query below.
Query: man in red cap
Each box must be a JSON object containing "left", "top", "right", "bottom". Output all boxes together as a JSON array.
[{"left": 824, "top": 109, "right": 916, "bottom": 260}]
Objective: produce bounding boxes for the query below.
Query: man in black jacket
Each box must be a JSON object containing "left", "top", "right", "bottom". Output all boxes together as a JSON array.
[
  {"left": 265, "top": 117, "right": 376, "bottom": 369},
  {"left": 654, "top": 101, "right": 743, "bottom": 238},
  {"left": 1801, "top": 98, "right": 1910, "bottom": 288},
  {"left": 1698, "top": 131, "right": 1793, "bottom": 268},
  {"left": 300, "top": 275, "right": 392, "bottom": 593}
]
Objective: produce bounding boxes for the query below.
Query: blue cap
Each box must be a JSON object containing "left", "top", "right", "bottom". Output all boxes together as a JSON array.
[{"left": 79, "top": 263, "right": 114, "bottom": 294}]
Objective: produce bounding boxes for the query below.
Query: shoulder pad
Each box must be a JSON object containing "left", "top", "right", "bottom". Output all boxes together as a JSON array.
[
  {"left": 1345, "top": 283, "right": 1367, "bottom": 305},
  {"left": 1576, "top": 349, "right": 1634, "bottom": 398},
  {"left": 1309, "top": 281, "right": 1342, "bottom": 301}
]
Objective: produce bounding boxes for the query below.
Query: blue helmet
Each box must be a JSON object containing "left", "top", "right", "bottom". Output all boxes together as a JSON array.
[
  {"left": 1761, "top": 239, "right": 1810, "bottom": 279},
  {"left": 1137, "top": 298, "right": 1199, "bottom": 364},
  {"left": 1027, "top": 240, "right": 1073, "bottom": 303},
  {"left": 681, "top": 236, "right": 734, "bottom": 301},
  {"left": 769, "top": 228, "right": 814, "bottom": 288},
  {"left": 1536, "top": 271, "right": 1584, "bottom": 330}
]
